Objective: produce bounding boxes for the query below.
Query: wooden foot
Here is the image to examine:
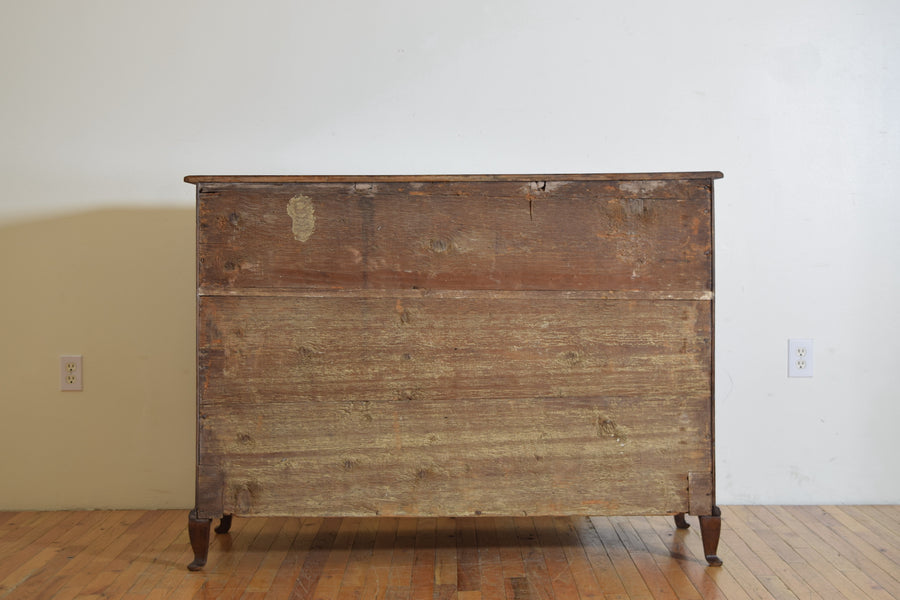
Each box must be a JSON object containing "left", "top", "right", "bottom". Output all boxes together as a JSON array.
[
  {"left": 699, "top": 506, "right": 723, "bottom": 566},
  {"left": 214, "top": 514, "right": 233, "bottom": 534},
  {"left": 187, "top": 509, "right": 212, "bottom": 571},
  {"left": 674, "top": 512, "right": 690, "bottom": 529}
]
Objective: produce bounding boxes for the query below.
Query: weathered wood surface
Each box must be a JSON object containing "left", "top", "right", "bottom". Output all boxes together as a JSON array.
[
  {"left": 197, "top": 180, "right": 712, "bottom": 293},
  {"left": 6, "top": 506, "right": 898, "bottom": 599},
  {"left": 196, "top": 295, "right": 712, "bottom": 518},
  {"left": 192, "top": 173, "right": 718, "bottom": 535},
  {"left": 199, "top": 295, "right": 711, "bottom": 403},
  {"left": 196, "top": 391, "right": 709, "bottom": 518}
]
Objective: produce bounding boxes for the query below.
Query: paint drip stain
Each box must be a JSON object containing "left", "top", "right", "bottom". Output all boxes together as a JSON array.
[{"left": 287, "top": 195, "right": 315, "bottom": 242}]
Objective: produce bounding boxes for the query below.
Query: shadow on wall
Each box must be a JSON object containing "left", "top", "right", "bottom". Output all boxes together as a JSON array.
[{"left": 0, "top": 207, "right": 196, "bottom": 510}]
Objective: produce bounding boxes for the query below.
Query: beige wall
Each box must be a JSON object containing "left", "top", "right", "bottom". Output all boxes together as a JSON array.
[{"left": 0, "top": 209, "right": 195, "bottom": 509}]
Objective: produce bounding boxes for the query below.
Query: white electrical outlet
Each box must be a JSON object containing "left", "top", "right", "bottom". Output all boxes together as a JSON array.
[
  {"left": 60, "top": 355, "right": 83, "bottom": 391},
  {"left": 788, "top": 339, "right": 813, "bottom": 378}
]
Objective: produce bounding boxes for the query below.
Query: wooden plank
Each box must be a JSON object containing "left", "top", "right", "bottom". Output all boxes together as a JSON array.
[
  {"left": 197, "top": 398, "right": 700, "bottom": 518},
  {"left": 75, "top": 510, "right": 175, "bottom": 598},
  {"left": 0, "top": 511, "right": 80, "bottom": 582},
  {"left": 571, "top": 516, "right": 630, "bottom": 599},
  {"left": 433, "top": 517, "right": 458, "bottom": 590},
  {"left": 688, "top": 471, "right": 713, "bottom": 516},
  {"left": 742, "top": 506, "right": 847, "bottom": 599},
  {"left": 48, "top": 511, "right": 151, "bottom": 600},
  {"left": 0, "top": 510, "right": 119, "bottom": 599},
  {"left": 360, "top": 517, "right": 398, "bottom": 599},
  {"left": 408, "top": 517, "right": 436, "bottom": 599},
  {"left": 473, "top": 518, "right": 506, "bottom": 600},
  {"left": 549, "top": 516, "right": 605, "bottom": 599},
  {"left": 289, "top": 517, "right": 342, "bottom": 599},
  {"left": 264, "top": 517, "right": 324, "bottom": 599},
  {"left": 197, "top": 180, "right": 712, "bottom": 292},
  {"left": 610, "top": 516, "right": 679, "bottom": 599},
  {"left": 642, "top": 515, "right": 745, "bottom": 600},
  {"left": 214, "top": 516, "right": 289, "bottom": 598},
  {"left": 187, "top": 172, "right": 724, "bottom": 184},
  {"left": 513, "top": 516, "right": 554, "bottom": 600},
  {"left": 199, "top": 296, "right": 712, "bottom": 405},
  {"left": 532, "top": 516, "right": 581, "bottom": 599},
  {"left": 837, "top": 505, "right": 900, "bottom": 555},
  {"left": 869, "top": 505, "right": 900, "bottom": 540},
  {"left": 333, "top": 516, "right": 378, "bottom": 597},
  {"left": 628, "top": 516, "right": 703, "bottom": 599},
  {"left": 589, "top": 516, "right": 654, "bottom": 599},
  {"left": 494, "top": 517, "right": 530, "bottom": 598},
  {"left": 244, "top": 517, "right": 302, "bottom": 593},
  {"left": 797, "top": 506, "right": 900, "bottom": 597},
  {"left": 455, "top": 518, "right": 480, "bottom": 593},
  {"left": 818, "top": 506, "right": 900, "bottom": 584},
  {"left": 309, "top": 517, "right": 359, "bottom": 600},
  {"left": 761, "top": 505, "right": 880, "bottom": 600},
  {"left": 197, "top": 296, "right": 711, "bottom": 518},
  {"left": 726, "top": 506, "right": 818, "bottom": 599},
  {"left": 3, "top": 508, "right": 900, "bottom": 598},
  {"left": 123, "top": 511, "right": 201, "bottom": 600},
  {"left": 166, "top": 513, "right": 264, "bottom": 600},
  {"left": 387, "top": 518, "right": 416, "bottom": 590}
]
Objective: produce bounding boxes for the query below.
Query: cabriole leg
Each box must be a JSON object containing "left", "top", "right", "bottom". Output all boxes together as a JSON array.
[
  {"left": 187, "top": 509, "right": 212, "bottom": 571},
  {"left": 699, "top": 506, "right": 723, "bottom": 566},
  {"left": 674, "top": 512, "right": 690, "bottom": 529},
  {"left": 215, "top": 513, "right": 233, "bottom": 534}
]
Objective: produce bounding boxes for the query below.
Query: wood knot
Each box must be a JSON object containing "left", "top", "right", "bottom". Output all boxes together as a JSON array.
[
  {"left": 560, "top": 350, "right": 583, "bottom": 367},
  {"left": 430, "top": 239, "right": 449, "bottom": 253},
  {"left": 597, "top": 418, "right": 627, "bottom": 443},
  {"left": 395, "top": 389, "right": 422, "bottom": 402},
  {"left": 598, "top": 419, "right": 617, "bottom": 437},
  {"left": 218, "top": 212, "right": 242, "bottom": 230},
  {"left": 296, "top": 346, "right": 320, "bottom": 360}
]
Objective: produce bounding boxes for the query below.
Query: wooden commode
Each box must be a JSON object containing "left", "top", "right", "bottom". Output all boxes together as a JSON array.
[{"left": 185, "top": 172, "right": 724, "bottom": 570}]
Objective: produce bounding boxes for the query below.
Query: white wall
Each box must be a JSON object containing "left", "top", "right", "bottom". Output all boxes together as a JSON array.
[{"left": 1, "top": 0, "right": 898, "bottom": 506}]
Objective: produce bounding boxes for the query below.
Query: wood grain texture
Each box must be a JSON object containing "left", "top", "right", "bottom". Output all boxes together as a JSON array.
[
  {"left": 196, "top": 295, "right": 711, "bottom": 518},
  {"left": 199, "top": 295, "right": 711, "bottom": 404},
  {"left": 197, "top": 180, "right": 712, "bottom": 293},
  {"left": 189, "top": 173, "right": 720, "bottom": 568},
  {"left": 4, "top": 507, "right": 898, "bottom": 599}
]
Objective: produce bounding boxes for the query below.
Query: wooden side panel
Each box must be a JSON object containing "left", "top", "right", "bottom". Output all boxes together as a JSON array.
[
  {"left": 197, "top": 296, "right": 712, "bottom": 517},
  {"left": 688, "top": 471, "right": 714, "bottom": 516},
  {"left": 197, "top": 180, "right": 712, "bottom": 292}
]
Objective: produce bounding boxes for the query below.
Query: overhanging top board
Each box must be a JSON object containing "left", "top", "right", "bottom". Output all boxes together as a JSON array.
[{"left": 186, "top": 172, "right": 723, "bottom": 185}]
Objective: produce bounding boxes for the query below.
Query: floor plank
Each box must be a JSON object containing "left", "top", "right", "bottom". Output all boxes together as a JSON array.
[{"left": 0, "top": 506, "right": 897, "bottom": 599}]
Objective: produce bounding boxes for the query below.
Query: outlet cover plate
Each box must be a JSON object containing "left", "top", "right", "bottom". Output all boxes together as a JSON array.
[
  {"left": 60, "top": 355, "right": 83, "bottom": 391},
  {"left": 788, "top": 339, "right": 813, "bottom": 378}
]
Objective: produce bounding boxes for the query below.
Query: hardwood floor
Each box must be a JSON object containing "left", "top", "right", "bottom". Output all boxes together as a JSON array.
[{"left": 0, "top": 506, "right": 897, "bottom": 599}]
